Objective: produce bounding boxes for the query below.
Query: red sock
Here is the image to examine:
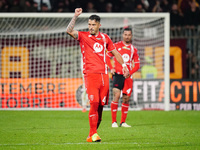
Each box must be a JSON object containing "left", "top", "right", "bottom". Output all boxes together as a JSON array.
[
  {"left": 89, "top": 102, "right": 99, "bottom": 137},
  {"left": 111, "top": 101, "right": 118, "bottom": 123},
  {"left": 120, "top": 103, "right": 129, "bottom": 124}
]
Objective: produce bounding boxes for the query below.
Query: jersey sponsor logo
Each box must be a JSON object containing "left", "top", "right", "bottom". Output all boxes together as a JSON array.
[
  {"left": 93, "top": 42, "right": 103, "bottom": 53},
  {"left": 118, "top": 48, "right": 121, "bottom": 51},
  {"left": 122, "top": 54, "right": 130, "bottom": 62}
]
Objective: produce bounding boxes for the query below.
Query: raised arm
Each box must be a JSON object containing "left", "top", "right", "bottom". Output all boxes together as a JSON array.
[
  {"left": 111, "top": 49, "right": 130, "bottom": 78},
  {"left": 66, "top": 8, "right": 82, "bottom": 39}
]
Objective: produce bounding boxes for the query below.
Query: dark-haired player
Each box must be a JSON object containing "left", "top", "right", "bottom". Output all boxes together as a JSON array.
[
  {"left": 66, "top": 8, "right": 129, "bottom": 142},
  {"left": 107, "top": 28, "right": 140, "bottom": 128}
]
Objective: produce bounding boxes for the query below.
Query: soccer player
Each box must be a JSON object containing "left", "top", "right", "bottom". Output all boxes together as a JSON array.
[
  {"left": 66, "top": 8, "right": 129, "bottom": 142},
  {"left": 106, "top": 28, "right": 140, "bottom": 128}
]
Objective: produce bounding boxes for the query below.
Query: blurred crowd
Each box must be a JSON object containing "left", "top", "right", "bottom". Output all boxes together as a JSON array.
[{"left": 0, "top": 0, "right": 200, "bottom": 28}]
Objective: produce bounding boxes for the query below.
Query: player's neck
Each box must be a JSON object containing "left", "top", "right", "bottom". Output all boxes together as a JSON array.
[
  {"left": 123, "top": 41, "right": 131, "bottom": 45},
  {"left": 91, "top": 31, "right": 100, "bottom": 36},
  {"left": 95, "top": 31, "right": 99, "bottom": 36}
]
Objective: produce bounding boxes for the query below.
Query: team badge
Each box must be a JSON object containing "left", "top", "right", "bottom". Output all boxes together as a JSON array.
[{"left": 89, "top": 95, "right": 94, "bottom": 101}]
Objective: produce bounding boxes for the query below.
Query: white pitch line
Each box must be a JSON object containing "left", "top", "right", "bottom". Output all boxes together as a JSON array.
[{"left": 0, "top": 142, "right": 192, "bottom": 146}]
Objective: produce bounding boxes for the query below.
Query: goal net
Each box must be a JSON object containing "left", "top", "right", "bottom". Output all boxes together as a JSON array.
[{"left": 0, "top": 13, "right": 169, "bottom": 110}]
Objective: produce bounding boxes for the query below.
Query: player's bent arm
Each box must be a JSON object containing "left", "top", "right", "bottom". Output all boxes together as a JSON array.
[
  {"left": 129, "top": 50, "right": 140, "bottom": 75},
  {"left": 129, "top": 62, "right": 140, "bottom": 75},
  {"left": 66, "top": 15, "right": 78, "bottom": 39},
  {"left": 66, "top": 8, "right": 82, "bottom": 39},
  {"left": 106, "top": 54, "right": 113, "bottom": 69},
  {"left": 111, "top": 49, "right": 129, "bottom": 78},
  {"left": 111, "top": 49, "right": 124, "bottom": 65},
  {"left": 106, "top": 54, "right": 116, "bottom": 75}
]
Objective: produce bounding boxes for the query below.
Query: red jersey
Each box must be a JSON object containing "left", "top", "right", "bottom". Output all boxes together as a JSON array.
[
  {"left": 107, "top": 41, "right": 140, "bottom": 75},
  {"left": 78, "top": 31, "right": 115, "bottom": 74}
]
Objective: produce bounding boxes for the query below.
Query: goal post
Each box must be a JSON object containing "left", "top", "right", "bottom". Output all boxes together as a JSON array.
[{"left": 0, "top": 13, "right": 170, "bottom": 110}]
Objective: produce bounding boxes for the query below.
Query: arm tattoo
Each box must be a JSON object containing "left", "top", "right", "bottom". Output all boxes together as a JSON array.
[
  {"left": 66, "top": 16, "right": 78, "bottom": 33},
  {"left": 73, "top": 32, "right": 78, "bottom": 39}
]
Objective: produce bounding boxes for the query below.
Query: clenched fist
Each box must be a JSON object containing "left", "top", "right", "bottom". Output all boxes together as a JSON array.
[{"left": 75, "top": 8, "right": 82, "bottom": 17}]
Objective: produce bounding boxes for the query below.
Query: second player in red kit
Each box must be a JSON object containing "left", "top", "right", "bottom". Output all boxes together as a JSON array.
[{"left": 107, "top": 28, "right": 140, "bottom": 128}]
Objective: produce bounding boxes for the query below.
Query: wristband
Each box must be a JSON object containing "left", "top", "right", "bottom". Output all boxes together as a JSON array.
[{"left": 122, "top": 63, "right": 126, "bottom": 67}]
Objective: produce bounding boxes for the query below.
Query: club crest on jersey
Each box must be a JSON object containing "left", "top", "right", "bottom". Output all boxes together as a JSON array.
[
  {"left": 93, "top": 42, "right": 103, "bottom": 53},
  {"left": 122, "top": 46, "right": 130, "bottom": 50},
  {"left": 89, "top": 95, "right": 94, "bottom": 101},
  {"left": 122, "top": 54, "right": 130, "bottom": 62}
]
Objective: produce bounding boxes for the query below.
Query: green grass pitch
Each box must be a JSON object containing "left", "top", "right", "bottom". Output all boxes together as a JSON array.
[{"left": 0, "top": 110, "right": 200, "bottom": 150}]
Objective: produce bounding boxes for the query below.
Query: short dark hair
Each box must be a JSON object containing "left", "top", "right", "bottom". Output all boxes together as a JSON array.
[
  {"left": 89, "top": 15, "right": 101, "bottom": 23},
  {"left": 123, "top": 27, "right": 132, "bottom": 34}
]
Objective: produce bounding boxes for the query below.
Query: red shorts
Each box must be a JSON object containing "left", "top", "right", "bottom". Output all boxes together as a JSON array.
[
  {"left": 122, "top": 77, "right": 133, "bottom": 97},
  {"left": 84, "top": 73, "right": 109, "bottom": 105}
]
